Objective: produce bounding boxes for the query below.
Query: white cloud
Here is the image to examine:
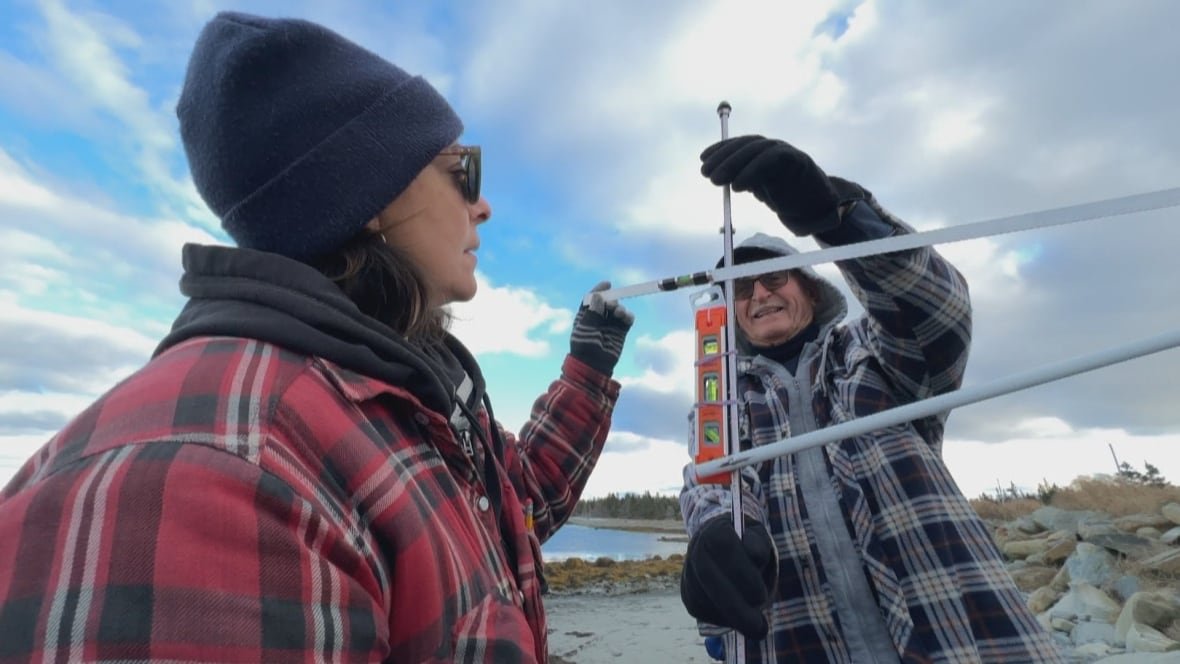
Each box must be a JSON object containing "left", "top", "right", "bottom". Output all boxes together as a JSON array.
[
  {"left": 581, "top": 432, "right": 691, "bottom": 498},
  {"left": 0, "top": 435, "right": 55, "bottom": 489},
  {"left": 0, "top": 389, "right": 100, "bottom": 427},
  {"left": 448, "top": 272, "right": 571, "bottom": 357},
  {"left": 923, "top": 106, "right": 987, "bottom": 154},
  {"left": 618, "top": 330, "right": 696, "bottom": 397},
  {"left": 23, "top": 0, "right": 214, "bottom": 230},
  {"left": 655, "top": 2, "right": 844, "bottom": 111},
  {"left": 0, "top": 147, "right": 216, "bottom": 314},
  {"left": 944, "top": 427, "right": 1180, "bottom": 500},
  {"left": 0, "top": 151, "right": 60, "bottom": 210},
  {"left": 0, "top": 299, "right": 158, "bottom": 394}
]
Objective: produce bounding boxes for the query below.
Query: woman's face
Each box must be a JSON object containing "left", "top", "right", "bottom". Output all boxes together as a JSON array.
[{"left": 368, "top": 147, "right": 491, "bottom": 307}]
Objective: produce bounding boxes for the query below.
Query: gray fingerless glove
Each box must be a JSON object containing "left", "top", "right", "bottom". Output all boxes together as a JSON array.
[{"left": 569, "top": 281, "right": 635, "bottom": 376}]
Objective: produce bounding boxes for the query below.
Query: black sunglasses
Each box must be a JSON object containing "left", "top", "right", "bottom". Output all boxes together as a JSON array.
[
  {"left": 439, "top": 145, "right": 481, "bottom": 203},
  {"left": 733, "top": 270, "right": 791, "bottom": 299}
]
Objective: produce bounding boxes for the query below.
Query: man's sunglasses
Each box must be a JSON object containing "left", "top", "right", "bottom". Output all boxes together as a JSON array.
[
  {"left": 733, "top": 270, "right": 791, "bottom": 299},
  {"left": 439, "top": 145, "right": 482, "bottom": 204}
]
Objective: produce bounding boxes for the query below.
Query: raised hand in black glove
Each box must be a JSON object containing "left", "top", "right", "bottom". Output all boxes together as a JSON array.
[
  {"left": 681, "top": 516, "right": 776, "bottom": 639},
  {"left": 569, "top": 281, "right": 635, "bottom": 376},
  {"left": 700, "top": 135, "right": 867, "bottom": 237}
]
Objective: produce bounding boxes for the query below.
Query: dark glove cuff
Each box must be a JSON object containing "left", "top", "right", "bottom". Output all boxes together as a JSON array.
[
  {"left": 569, "top": 310, "right": 630, "bottom": 376},
  {"left": 778, "top": 207, "right": 841, "bottom": 236},
  {"left": 570, "top": 346, "right": 619, "bottom": 376},
  {"left": 829, "top": 176, "right": 872, "bottom": 204},
  {"left": 778, "top": 176, "right": 872, "bottom": 237}
]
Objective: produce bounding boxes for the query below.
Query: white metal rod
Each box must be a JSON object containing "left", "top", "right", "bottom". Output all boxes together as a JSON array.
[
  {"left": 694, "top": 328, "right": 1180, "bottom": 476},
  {"left": 588, "top": 186, "right": 1180, "bottom": 305},
  {"left": 715, "top": 99, "right": 748, "bottom": 664}
]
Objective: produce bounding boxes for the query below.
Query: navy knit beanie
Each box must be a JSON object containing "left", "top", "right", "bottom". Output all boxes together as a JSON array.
[{"left": 177, "top": 12, "right": 463, "bottom": 260}]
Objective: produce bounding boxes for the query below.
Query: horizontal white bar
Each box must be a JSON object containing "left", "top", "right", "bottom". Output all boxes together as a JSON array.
[
  {"left": 590, "top": 186, "right": 1180, "bottom": 305},
  {"left": 694, "top": 328, "right": 1180, "bottom": 476}
]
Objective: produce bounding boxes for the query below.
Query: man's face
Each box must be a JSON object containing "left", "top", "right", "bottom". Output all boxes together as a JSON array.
[{"left": 734, "top": 270, "right": 816, "bottom": 347}]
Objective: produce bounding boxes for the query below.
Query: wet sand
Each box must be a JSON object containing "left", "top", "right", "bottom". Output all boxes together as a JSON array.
[{"left": 546, "top": 589, "right": 712, "bottom": 663}]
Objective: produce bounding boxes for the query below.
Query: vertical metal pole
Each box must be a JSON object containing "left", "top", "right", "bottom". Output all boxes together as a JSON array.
[{"left": 717, "top": 100, "right": 749, "bottom": 662}]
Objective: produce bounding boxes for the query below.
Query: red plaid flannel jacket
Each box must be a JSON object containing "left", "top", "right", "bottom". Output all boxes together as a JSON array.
[{"left": 0, "top": 337, "right": 619, "bottom": 662}]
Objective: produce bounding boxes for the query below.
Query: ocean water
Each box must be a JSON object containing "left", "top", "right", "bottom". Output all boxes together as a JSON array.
[{"left": 541, "top": 524, "right": 687, "bottom": 562}]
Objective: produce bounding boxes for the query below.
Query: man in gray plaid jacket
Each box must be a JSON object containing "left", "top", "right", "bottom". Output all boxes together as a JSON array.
[{"left": 679, "top": 135, "right": 1064, "bottom": 663}]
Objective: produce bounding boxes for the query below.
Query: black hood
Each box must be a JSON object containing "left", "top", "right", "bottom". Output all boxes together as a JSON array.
[{"left": 156, "top": 243, "right": 482, "bottom": 418}]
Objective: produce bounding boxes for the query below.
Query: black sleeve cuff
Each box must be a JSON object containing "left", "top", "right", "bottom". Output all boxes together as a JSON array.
[{"left": 815, "top": 198, "right": 895, "bottom": 246}]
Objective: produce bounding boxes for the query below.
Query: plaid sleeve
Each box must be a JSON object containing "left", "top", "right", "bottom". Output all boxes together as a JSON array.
[
  {"left": 829, "top": 199, "right": 973, "bottom": 403},
  {"left": 503, "top": 355, "right": 620, "bottom": 543},
  {"left": 678, "top": 462, "right": 766, "bottom": 537},
  {"left": 0, "top": 441, "right": 387, "bottom": 662}
]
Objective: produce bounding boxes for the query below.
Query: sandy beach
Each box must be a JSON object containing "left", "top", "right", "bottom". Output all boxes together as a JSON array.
[
  {"left": 546, "top": 589, "right": 713, "bottom": 663},
  {"left": 545, "top": 517, "right": 707, "bottom": 661}
]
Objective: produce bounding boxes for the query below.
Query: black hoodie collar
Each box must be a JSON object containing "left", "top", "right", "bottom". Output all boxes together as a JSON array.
[
  {"left": 749, "top": 321, "right": 820, "bottom": 374},
  {"left": 156, "top": 244, "right": 483, "bottom": 418}
]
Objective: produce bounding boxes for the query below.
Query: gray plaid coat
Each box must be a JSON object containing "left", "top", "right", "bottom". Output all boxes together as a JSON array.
[{"left": 682, "top": 200, "right": 1064, "bottom": 663}]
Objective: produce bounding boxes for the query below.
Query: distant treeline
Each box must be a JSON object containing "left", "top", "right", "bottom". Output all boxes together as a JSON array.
[{"left": 573, "top": 491, "right": 682, "bottom": 520}]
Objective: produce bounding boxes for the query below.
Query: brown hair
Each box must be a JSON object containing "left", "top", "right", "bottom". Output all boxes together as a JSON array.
[{"left": 309, "top": 232, "right": 451, "bottom": 344}]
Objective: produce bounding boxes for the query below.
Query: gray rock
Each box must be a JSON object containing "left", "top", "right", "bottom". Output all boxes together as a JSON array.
[
  {"left": 1050, "top": 582, "right": 1122, "bottom": 624},
  {"left": 1052, "top": 614, "right": 1077, "bottom": 632},
  {"left": 1072, "top": 641, "right": 1125, "bottom": 659},
  {"left": 1078, "top": 520, "right": 1120, "bottom": 540},
  {"left": 1091, "top": 653, "right": 1180, "bottom": 662},
  {"left": 1160, "top": 526, "right": 1180, "bottom": 546},
  {"left": 1139, "top": 549, "right": 1180, "bottom": 575},
  {"left": 1115, "top": 591, "right": 1180, "bottom": 638},
  {"left": 1115, "top": 513, "right": 1175, "bottom": 533},
  {"left": 1009, "top": 564, "right": 1058, "bottom": 592},
  {"left": 1045, "top": 537, "right": 1079, "bottom": 565},
  {"left": 1162, "top": 502, "right": 1180, "bottom": 526},
  {"left": 1112, "top": 575, "right": 1142, "bottom": 603},
  {"left": 1065, "top": 543, "right": 1121, "bottom": 588},
  {"left": 1125, "top": 622, "right": 1180, "bottom": 653},
  {"left": 1031, "top": 506, "right": 1108, "bottom": 535},
  {"left": 1028, "top": 586, "right": 1064, "bottom": 614},
  {"left": 1086, "top": 532, "right": 1157, "bottom": 557},
  {"left": 1014, "top": 515, "right": 1043, "bottom": 534},
  {"left": 1004, "top": 537, "right": 1051, "bottom": 560},
  {"left": 1052, "top": 564, "right": 1072, "bottom": 592},
  {"left": 1073, "top": 620, "right": 1118, "bottom": 646}
]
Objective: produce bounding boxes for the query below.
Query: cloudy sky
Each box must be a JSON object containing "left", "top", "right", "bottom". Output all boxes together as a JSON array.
[{"left": 2, "top": 0, "right": 1178, "bottom": 502}]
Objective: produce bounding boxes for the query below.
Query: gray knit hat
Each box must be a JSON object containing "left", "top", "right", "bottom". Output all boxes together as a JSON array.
[
  {"left": 723, "top": 232, "right": 848, "bottom": 334},
  {"left": 177, "top": 12, "right": 463, "bottom": 260}
]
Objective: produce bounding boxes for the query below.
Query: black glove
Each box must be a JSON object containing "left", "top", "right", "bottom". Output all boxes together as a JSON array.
[
  {"left": 700, "top": 135, "right": 868, "bottom": 237},
  {"left": 681, "top": 516, "right": 775, "bottom": 639},
  {"left": 569, "top": 281, "right": 634, "bottom": 376}
]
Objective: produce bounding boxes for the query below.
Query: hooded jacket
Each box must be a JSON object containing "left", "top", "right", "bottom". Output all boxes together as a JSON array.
[
  {"left": 0, "top": 244, "right": 620, "bottom": 663},
  {"left": 682, "top": 200, "right": 1064, "bottom": 662}
]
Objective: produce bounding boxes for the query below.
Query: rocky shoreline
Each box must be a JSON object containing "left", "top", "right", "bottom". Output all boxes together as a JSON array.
[
  {"left": 987, "top": 502, "right": 1180, "bottom": 660},
  {"left": 565, "top": 516, "right": 687, "bottom": 538},
  {"left": 546, "top": 517, "right": 685, "bottom": 596},
  {"left": 549, "top": 505, "right": 1180, "bottom": 661}
]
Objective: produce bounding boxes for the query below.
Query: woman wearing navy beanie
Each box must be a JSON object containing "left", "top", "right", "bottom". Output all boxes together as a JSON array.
[{"left": 0, "top": 12, "right": 634, "bottom": 663}]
